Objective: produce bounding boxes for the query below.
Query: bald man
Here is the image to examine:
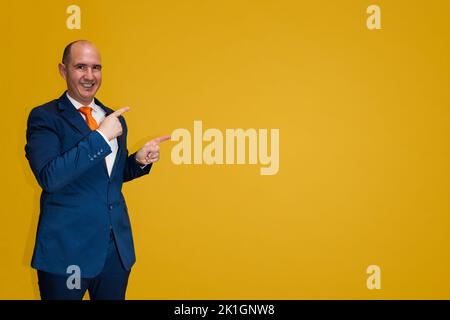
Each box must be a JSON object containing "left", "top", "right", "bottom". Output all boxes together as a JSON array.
[{"left": 25, "top": 40, "right": 170, "bottom": 300}]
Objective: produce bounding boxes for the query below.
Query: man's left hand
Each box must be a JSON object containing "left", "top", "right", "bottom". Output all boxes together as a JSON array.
[{"left": 135, "top": 135, "right": 171, "bottom": 165}]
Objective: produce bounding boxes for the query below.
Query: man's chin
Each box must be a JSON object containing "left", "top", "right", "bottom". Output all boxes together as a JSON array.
[{"left": 78, "top": 88, "right": 98, "bottom": 101}]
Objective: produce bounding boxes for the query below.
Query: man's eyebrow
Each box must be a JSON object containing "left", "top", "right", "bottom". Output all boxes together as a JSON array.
[{"left": 72, "top": 63, "right": 102, "bottom": 67}]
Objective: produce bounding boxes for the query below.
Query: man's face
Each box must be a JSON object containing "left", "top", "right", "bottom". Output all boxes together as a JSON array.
[{"left": 59, "top": 42, "right": 102, "bottom": 105}]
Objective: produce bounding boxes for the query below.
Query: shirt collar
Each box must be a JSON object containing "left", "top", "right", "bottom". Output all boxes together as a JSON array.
[{"left": 66, "top": 92, "right": 96, "bottom": 110}]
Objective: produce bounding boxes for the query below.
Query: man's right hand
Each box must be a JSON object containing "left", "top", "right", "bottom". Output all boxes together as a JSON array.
[{"left": 97, "top": 107, "right": 130, "bottom": 140}]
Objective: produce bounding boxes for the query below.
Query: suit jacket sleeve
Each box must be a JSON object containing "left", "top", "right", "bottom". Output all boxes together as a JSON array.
[
  {"left": 123, "top": 151, "right": 152, "bottom": 182},
  {"left": 120, "top": 116, "right": 153, "bottom": 182},
  {"left": 25, "top": 107, "right": 112, "bottom": 193}
]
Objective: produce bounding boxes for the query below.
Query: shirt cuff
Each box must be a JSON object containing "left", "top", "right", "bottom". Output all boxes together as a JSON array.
[{"left": 134, "top": 154, "right": 148, "bottom": 169}]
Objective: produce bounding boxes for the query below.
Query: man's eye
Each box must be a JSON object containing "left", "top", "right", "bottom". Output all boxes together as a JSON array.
[{"left": 77, "top": 65, "right": 84, "bottom": 70}]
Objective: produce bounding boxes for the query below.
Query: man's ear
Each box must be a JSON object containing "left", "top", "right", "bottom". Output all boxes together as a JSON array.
[{"left": 58, "top": 63, "right": 67, "bottom": 81}]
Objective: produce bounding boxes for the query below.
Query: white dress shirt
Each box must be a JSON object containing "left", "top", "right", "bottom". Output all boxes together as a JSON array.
[{"left": 66, "top": 93, "right": 118, "bottom": 177}]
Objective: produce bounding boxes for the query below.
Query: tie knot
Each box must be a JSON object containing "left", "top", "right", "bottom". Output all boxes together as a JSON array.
[
  {"left": 78, "top": 106, "right": 93, "bottom": 116},
  {"left": 78, "top": 106, "right": 99, "bottom": 130}
]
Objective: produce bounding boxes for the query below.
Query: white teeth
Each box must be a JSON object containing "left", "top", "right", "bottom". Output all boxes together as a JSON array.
[{"left": 81, "top": 83, "right": 94, "bottom": 88}]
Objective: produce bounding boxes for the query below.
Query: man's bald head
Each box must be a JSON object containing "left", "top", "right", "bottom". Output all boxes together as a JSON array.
[{"left": 62, "top": 40, "right": 99, "bottom": 65}]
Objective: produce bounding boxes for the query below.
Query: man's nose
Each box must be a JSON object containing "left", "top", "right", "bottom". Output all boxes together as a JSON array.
[{"left": 84, "top": 67, "right": 95, "bottom": 80}]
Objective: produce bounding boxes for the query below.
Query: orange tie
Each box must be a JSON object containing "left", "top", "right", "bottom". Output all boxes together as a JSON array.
[{"left": 78, "top": 106, "right": 99, "bottom": 130}]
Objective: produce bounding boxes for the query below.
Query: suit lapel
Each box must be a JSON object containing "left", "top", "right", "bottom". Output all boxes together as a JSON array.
[{"left": 57, "top": 92, "right": 92, "bottom": 136}]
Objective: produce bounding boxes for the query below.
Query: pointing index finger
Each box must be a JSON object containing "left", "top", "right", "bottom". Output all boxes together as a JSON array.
[
  {"left": 152, "top": 135, "right": 171, "bottom": 144},
  {"left": 112, "top": 107, "right": 130, "bottom": 117}
]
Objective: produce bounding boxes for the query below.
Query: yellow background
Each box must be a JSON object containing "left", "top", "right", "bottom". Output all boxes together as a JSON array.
[{"left": 1, "top": 0, "right": 450, "bottom": 299}]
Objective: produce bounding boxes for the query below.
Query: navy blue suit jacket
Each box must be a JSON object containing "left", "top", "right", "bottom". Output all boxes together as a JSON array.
[{"left": 25, "top": 92, "right": 151, "bottom": 277}]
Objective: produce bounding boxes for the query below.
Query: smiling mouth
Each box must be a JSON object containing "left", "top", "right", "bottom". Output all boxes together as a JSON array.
[{"left": 81, "top": 83, "right": 95, "bottom": 88}]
